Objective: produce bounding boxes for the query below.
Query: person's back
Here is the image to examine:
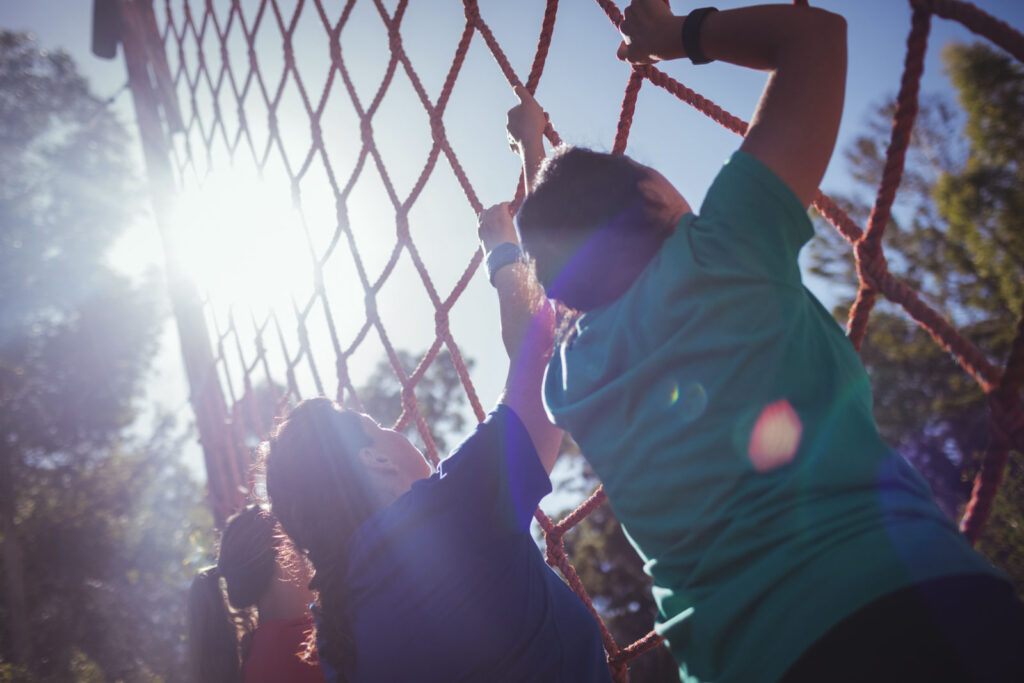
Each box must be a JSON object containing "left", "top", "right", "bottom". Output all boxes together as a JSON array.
[
  {"left": 542, "top": 149, "right": 1003, "bottom": 682},
  {"left": 507, "top": 2, "right": 1024, "bottom": 681}
]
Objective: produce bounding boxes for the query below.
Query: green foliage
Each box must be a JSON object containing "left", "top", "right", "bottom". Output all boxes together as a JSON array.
[
  {"left": 807, "top": 42, "right": 1024, "bottom": 587},
  {"left": 975, "top": 451, "right": 1024, "bottom": 597},
  {"left": 12, "top": 418, "right": 210, "bottom": 682},
  {"left": 0, "top": 30, "right": 210, "bottom": 680},
  {"left": 0, "top": 660, "right": 32, "bottom": 683}
]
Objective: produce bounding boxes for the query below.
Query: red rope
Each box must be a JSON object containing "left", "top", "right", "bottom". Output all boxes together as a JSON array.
[
  {"left": 847, "top": 7, "right": 931, "bottom": 350},
  {"left": 145, "top": 0, "right": 1024, "bottom": 677}
]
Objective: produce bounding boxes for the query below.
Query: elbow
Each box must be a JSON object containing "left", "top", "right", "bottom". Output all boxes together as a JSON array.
[
  {"left": 811, "top": 8, "right": 847, "bottom": 49},
  {"left": 769, "top": 7, "right": 847, "bottom": 69},
  {"left": 827, "top": 10, "right": 847, "bottom": 46},
  {"left": 785, "top": 7, "right": 846, "bottom": 70}
]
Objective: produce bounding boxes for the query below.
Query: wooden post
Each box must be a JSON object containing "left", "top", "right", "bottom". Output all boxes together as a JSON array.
[{"left": 94, "top": 0, "right": 246, "bottom": 525}]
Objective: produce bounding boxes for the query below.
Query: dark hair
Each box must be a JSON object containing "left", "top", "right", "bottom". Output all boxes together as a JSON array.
[
  {"left": 264, "top": 397, "right": 377, "bottom": 681},
  {"left": 187, "top": 506, "right": 279, "bottom": 683},
  {"left": 517, "top": 146, "right": 670, "bottom": 311}
]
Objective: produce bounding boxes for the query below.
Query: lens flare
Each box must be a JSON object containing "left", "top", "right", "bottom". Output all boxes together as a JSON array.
[
  {"left": 676, "top": 381, "right": 707, "bottom": 422},
  {"left": 748, "top": 399, "right": 802, "bottom": 472},
  {"left": 656, "top": 377, "right": 708, "bottom": 423}
]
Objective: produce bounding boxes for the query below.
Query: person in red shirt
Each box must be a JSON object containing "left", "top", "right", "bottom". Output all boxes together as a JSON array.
[{"left": 187, "top": 505, "right": 324, "bottom": 683}]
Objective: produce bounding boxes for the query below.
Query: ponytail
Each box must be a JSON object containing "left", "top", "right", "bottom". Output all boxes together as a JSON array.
[
  {"left": 186, "top": 566, "right": 245, "bottom": 683},
  {"left": 187, "top": 507, "right": 277, "bottom": 682}
]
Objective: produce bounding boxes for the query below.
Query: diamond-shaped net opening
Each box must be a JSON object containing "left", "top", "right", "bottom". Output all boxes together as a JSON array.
[{"left": 116, "top": 0, "right": 1024, "bottom": 679}]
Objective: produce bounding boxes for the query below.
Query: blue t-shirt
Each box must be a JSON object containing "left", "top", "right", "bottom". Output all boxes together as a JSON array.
[
  {"left": 336, "top": 405, "right": 611, "bottom": 683},
  {"left": 543, "top": 151, "right": 1003, "bottom": 683}
]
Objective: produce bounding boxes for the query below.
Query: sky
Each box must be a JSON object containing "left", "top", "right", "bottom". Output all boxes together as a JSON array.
[{"left": 2, "top": 0, "right": 1023, "bottom": 497}]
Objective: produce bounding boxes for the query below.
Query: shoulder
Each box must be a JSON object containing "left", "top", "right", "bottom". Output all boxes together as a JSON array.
[{"left": 700, "top": 151, "right": 813, "bottom": 237}]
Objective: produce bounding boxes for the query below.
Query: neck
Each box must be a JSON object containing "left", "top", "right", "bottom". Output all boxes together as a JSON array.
[{"left": 257, "top": 564, "right": 314, "bottom": 623}]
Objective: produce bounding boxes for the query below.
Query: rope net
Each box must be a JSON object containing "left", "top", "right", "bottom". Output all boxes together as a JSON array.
[{"left": 119, "top": 0, "right": 1024, "bottom": 679}]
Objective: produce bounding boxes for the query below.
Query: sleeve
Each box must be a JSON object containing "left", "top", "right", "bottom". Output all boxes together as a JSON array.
[
  {"left": 435, "top": 405, "right": 552, "bottom": 534},
  {"left": 687, "top": 150, "right": 814, "bottom": 288}
]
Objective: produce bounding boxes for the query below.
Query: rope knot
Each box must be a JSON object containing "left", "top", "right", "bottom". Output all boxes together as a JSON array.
[
  {"left": 364, "top": 292, "right": 378, "bottom": 320},
  {"left": 854, "top": 238, "right": 887, "bottom": 291},
  {"left": 462, "top": 0, "right": 481, "bottom": 24},
  {"left": 329, "top": 33, "right": 342, "bottom": 66},
  {"left": 335, "top": 357, "right": 350, "bottom": 386},
  {"left": 544, "top": 531, "right": 566, "bottom": 566},
  {"left": 434, "top": 310, "right": 450, "bottom": 336},
  {"left": 400, "top": 384, "right": 417, "bottom": 414}
]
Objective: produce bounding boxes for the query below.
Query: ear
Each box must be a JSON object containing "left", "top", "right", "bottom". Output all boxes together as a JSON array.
[
  {"left": 636, "top": 175, "right": 666, "bottom": 209},
  {"left": 636, "top": 170, "right": 689, "bottom": 232},
  {"left": 357, "top": 446, "right": 396, "bottom": 474}
]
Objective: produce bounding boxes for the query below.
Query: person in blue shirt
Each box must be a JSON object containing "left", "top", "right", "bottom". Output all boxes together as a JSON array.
[
  {"left": 506, "top": 1, "right": 1024, "bottom": 682},
  {"left": 263, "top": 203, "right": 612, "bottom": 682}
]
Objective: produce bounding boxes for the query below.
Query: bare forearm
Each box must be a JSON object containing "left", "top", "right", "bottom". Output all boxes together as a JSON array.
[
  {"left": 636, "top": 5, "right": 845, "bottom": 70},
  {"left": 619, "top": 3, "right": 846, "bottom": 206},
  {"left": 493, "top": 262, "right": 541, "bottom": 356},
  {"left": 493, "top": 263, "right": 562, "bottom": 473},
  {"left": 712, "top": 7, "right": 847, "bottom": 205},
  {"left": 521, "top": 140, "right": 546, "bottom": 194},
  {"left": 507, "top": 85, "right": 549, "bottom": 192},
  {"left": 699, "top": 6, "right": 846, "bottom": 73}
]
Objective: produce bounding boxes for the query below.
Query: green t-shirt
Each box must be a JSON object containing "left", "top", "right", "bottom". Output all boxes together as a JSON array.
[{"left": 543, "top": 151, "right": 1003, "bottom": 683}]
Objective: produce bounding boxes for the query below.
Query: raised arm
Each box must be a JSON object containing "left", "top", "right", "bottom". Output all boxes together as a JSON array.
[
  {"left": 478, "top": 203, "right": 562, "bottom": 474},
  {"left": 617, "top": 1, "right": 847, "bottom": 208},
  {"left": 506, "top": 85, "right": 548, "bottom": 193}
]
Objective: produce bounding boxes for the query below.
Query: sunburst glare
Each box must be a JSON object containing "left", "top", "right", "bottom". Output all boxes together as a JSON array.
[{"left": 168, "top": 168, "right": 314, "bottom": 317}]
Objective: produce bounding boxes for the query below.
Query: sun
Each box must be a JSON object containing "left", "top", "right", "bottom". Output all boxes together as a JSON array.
[{"left": 168, "top": 167, "right": 315, "bottom": 317}]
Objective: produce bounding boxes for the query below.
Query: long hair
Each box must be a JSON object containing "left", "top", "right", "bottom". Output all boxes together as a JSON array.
[
  {"left": 187, "top": 506, "right": 279, "bottom": 683},
  {"left": 517, "top": 146, "right": 668, "bottom": 311},
  {"left": 264, "top": 397, "right": 378, "bottom": 680}
]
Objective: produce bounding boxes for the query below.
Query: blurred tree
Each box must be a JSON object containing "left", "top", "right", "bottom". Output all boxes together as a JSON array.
[
  {"left": 0, "top": 30, "right": 208, "bottom": 679},
  {"left": 356, "top": 348, "right": 474, "bottom": 454},
  {"left": 7, "top": 416, "right": 211, "bottom": 682},
  {"left": 806, "top": 42, "right": 1024, "bottom": 594}
]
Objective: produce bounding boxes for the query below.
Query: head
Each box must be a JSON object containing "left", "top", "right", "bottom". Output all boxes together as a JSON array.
[
  {"left": 517, "top": 146, "right": 690, "bottom": 311},
  {"left": 186, "top": 506, "right": 280, "bottom": 683},
  {"left": 265, "top": 398, "right": 430, "bottom": 560},
  {"left": 263, "top": 397, "right": 432, "bottom": 676}
]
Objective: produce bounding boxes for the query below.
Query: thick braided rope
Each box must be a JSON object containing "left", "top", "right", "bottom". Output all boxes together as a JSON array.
[{"left": 151, "top": 0, "right": 1024, "bottom": 678}]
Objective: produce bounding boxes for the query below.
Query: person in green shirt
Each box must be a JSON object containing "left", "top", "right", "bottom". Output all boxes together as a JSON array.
[{"left": 504, "top": 1, "right": 1024, "bottom": 681}]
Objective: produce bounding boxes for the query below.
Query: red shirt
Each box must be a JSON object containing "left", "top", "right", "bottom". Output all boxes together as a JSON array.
[{"left": 242, "top": 617, "right": 325, "bottom": 683}]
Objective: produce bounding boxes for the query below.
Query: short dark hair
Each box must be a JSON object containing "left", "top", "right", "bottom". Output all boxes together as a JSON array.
[{"left": 517, "top": 146, "right": 667, "bottom": 311}]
